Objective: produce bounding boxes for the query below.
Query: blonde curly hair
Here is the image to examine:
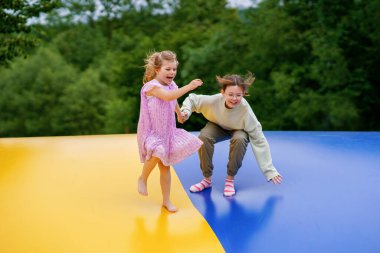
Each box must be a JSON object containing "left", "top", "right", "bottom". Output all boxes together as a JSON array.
[{"left": 143, "top": 50, "right": 179, "bottom": 84}]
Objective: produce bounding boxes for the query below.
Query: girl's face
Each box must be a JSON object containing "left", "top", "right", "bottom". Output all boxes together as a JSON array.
[
  {"left": 221, "top": 85, "right": 244, "bottom": 109},
  {"left": 155, "top": 60, "right": 177, "bottom": 85}
]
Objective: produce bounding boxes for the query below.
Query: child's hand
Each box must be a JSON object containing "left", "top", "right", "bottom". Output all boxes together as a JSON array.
[
  {"left": 177, "top": 112, "right": 184, "bottom": 124},
  {"left": 270, "top": 175, "right": 282, "bottom": 184},
  {"left": 188, "top": 79, "right": 203, "bottom": 90},
  {"left": 181, "top": 111, "right": 189, "bottom": 122}
]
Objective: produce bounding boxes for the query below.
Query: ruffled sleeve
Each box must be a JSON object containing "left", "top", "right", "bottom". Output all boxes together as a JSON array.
[{"left": 141, "top": 80, "right": 162, "bottom": 97}]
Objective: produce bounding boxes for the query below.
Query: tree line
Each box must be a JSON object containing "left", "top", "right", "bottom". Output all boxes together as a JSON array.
[{"left": 1, "top": 0, "right": 379, "bottom": 137}]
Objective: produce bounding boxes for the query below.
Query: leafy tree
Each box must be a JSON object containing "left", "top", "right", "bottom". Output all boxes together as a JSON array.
[
  {"left": 340, "top": 0, "right": 380, "bottom": 130},
  {"left": 52, "top": 25, "right": 107, "bottom": 70},
  {"left": 104, "top": 97, "right": 138, "bottom": 133},
  {"left": 0, "top": 47, "right": 77, "bottom": 136},
  {"left": 0, "top": 0, "right": 60, "bottom": 66},
  {"left": 233, "top": 0, "right": 378, "bottom": 130},
  {"left": 52, "top": 68, "right": 115, "bottom": 135}
]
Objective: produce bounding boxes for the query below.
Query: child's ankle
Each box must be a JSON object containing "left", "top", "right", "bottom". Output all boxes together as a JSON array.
[
  {"left": 223, "top": 179, "right": 235, "bottom": 197},
  {"left": 204, "top": 178, "right": 212, "bottom": 184}
]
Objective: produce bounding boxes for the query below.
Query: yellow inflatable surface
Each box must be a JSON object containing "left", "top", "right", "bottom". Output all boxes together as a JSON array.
[{"left": 0, "top": 134, "right": 224, "bottom": 253}]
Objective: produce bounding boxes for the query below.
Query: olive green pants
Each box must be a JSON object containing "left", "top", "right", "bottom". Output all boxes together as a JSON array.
[{"left": 198, "top": 122, "right": 249, "bottom": 177}]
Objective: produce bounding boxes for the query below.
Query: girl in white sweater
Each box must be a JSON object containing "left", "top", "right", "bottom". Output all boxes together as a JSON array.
[{"left": 180, "top": 72, "right": 282, "bottom": 197}]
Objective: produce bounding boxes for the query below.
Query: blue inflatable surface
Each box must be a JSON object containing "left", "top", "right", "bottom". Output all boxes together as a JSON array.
[{"left": 175, "top": 131, "right": 380, "bottom": 253}]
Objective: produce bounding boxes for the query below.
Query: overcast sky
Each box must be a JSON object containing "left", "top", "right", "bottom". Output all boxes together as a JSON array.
[
  {"left": 26, "top": 0, "right": 259, "bottom": 25},
  {"left": 228, "top": 0, "right": 258, "bottom": 8}
]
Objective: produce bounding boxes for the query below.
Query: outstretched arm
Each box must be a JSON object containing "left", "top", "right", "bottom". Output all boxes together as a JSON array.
[
  {"left": 180, "top": 93, "right": 205, "bottom": 122},
  {"left": 147, "top": 79, "right": 203, "bottom": 101},
  {"left": 245, "top": 109, "right": 282, "bottom": 183},
  {"left": 248, "top": 127, "right": 281, "bottom": 182}
]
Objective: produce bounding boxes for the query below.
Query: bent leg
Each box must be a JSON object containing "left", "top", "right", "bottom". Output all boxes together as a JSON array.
[
  {"left": 227, "top": 130, "right": 249, "bottom": 177},
  {"left": 198, "top": 122, "right": 230, "bottom": 178},
  {"left": 138, "top": 156, "right": 159, "bottom": 196}
]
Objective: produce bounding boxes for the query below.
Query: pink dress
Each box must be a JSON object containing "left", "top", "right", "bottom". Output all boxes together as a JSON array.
[{"left": 137, "top": 79, "right": 203, "bottom": 166}]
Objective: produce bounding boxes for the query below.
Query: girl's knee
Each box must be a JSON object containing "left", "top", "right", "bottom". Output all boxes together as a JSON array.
[
  {"left": 199, "top": 133, "right": 215, "bottom": 144},
  {"left": 231, "top": 136, "right": 248, "bottom": 146},
  {"left": 158, "top": 161, "right": 170, "bottom": 170},
  {"left": 148, "top": 156, "right": 160, "bottom": 163}
]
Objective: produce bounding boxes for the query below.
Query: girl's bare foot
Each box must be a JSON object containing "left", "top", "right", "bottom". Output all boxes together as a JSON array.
[
  {"left": 138, "top": 177, "right": 148, "bottom": 196},
  {"left": 162, "top": 201, "right": 177, "bottom": 212}
]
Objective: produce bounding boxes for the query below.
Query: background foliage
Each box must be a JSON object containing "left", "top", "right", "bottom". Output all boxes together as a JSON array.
[{"left": 1, "top": 0, "right": 379, "bottom": 137}]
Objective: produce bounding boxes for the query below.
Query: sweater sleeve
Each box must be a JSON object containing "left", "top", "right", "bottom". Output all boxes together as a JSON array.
[
  {"left": 180, "top": 93, "right": 204, "bottom": 118},
  {"left": 244, "top": 107, "right": 280, "bottom": 181}
]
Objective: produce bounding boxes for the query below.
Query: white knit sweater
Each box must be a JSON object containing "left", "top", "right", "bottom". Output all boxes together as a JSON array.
[{"left": 181, "top": 93, "right": 280, "bottom": 181}]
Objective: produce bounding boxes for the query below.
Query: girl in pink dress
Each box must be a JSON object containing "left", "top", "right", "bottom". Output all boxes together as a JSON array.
[{"left": 137, "top": 50, "right": 203, "bottom": 212}]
